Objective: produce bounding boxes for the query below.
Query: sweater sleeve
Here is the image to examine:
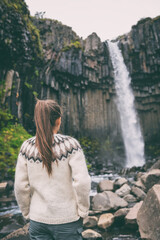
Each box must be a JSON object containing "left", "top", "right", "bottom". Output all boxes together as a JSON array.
[
  {"left": 14, "top": 141, "right": 31, "bottom": 220},
  {"left": 69, "top": 142, "right": 91, "bottom": 218}
]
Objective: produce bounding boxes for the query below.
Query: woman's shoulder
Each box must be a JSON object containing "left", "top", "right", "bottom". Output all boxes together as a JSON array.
[
  {"left": 54, "top": 133, "right": 82, "bottom": 159},
  {"left": 19, "top": 136, "right": 36, "bottom": 152},
  {"left": 54, "top": 133, "right": 80, "bottom": 146}
]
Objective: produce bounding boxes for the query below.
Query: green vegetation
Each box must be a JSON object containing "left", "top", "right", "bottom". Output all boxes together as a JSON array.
[
  {"left": 62, "top": 40, "right": 82, "bottom": 52},
  {"left": 0, "top": 107, "right": 14, "bottom": 129},
  {"left": 0, "top": 0, "right": 43, "bottom": 70},
  {"left": 0, "top": 124, "right": 32, "bottom": 180},
  {"left": 146, "top": 144, "right": 160, "bottom": 159},
  {"left": 24, "top": 82, "right": 33, "bottom": 89},
  {"left": 32, "top": 91, "right": 38, "bottom": 98},
  {"left": 0, "top": 80, "right": 15, "bottom": 129},
  {"left": 78, "top": 136, "right": 100, "bottom": 169},
  {"left": 0, "top": 77, "right": 32, "bottom": 180}
]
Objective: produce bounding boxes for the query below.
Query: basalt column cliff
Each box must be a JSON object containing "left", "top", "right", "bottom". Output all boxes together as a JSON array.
[{"left": 2, "top": 7, "right": 160, "bottom": 142}]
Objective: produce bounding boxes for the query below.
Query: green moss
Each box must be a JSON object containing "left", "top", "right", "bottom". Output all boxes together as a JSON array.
[
  {"left": 26, "top": 20, "right": 43, "bottom": 59},
  {"left": 34, "top": 69, "right": 39, "bottom": 77},
  {"left": 61, "top": 40, "right": 82, "bottom": 52},
  {"left": 0, "top": 124, "right": 32, "bottom": 180},
  {"left": 24, "top": 82, "right": 33, "bottom": 89},
  {"left": 32, "top": 91, "right": 38, "bottom": 97}
]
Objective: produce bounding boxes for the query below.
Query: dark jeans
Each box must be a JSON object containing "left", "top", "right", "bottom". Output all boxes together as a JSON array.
[{"left": 29, "top": 218, "right": 83, "bottom": 240}]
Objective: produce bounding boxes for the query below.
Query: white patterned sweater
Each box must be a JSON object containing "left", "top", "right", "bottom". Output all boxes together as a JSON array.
[{"left": 14, "top": 134, "right": 91, "bottom": 224}]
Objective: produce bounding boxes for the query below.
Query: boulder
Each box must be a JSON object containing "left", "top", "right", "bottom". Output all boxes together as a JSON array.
[
  {"left": 132, "top": 180, "right": 146, "bottom": 191},
  {"left": 149, "top": 158, "right": 160, "bottom": 170},
  {"left": 131, "top": 186, "right": 146, "bottom": 200},
  {"left": 141, "top": 169, "right": 160, "bottom": 191},
  {"left": 137, "top": 184, "right": 160, "bottom": 240},
  {"left": 82, "top": 229, "right": 102, "bottom": 239},
  {"left": 92, "top": 191, "right": 128, "bottom": 211},
  {"left": 91, "top": 192, "right": 111, "bottom": 211},
  {"left": 0, "top": 182, "right": 7, "bottom": 193},
  {"left": 97, "top": 213, "right": 114, "bottom": 229},
  {"left": 114, "top": 208, "right": 130, "bottom": 219},
  {"left": 123, "top": 194, "right": 137, "bottom": 203},
  {"left": 114, "top": 178, "right": 128, "bottom": 190},
  {"left": 1, "top": 223, "right": 29, "bottom": 240},
  {"left": 97, "top": 180, "right": 114, "bottom": 192},
  {"left": 135, "top": 172, "right": 145, "bottom": 180},
  {"left": 125, "top": 201, "right": 143, "bottom": 226},
  {"left": 115, "top": 184, "right": 131, "bottom": 197},
  {"left": 83, "top": 216, "right": 98, "bottom": 228}
]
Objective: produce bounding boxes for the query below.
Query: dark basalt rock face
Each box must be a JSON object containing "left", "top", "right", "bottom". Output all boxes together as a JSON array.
[
  {"left": 118, "top": 17, "right": 160, "bottom": 140},
  {"left": 1, "top": 2, "right": 160, "bottom": 143}
]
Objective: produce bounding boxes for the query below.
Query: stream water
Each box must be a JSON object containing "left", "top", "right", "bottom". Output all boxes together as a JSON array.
[
  {"left": 0, "top": 172, "right": 141, "bottom": 240},
  {"left": 107, "top": 41, "right": 145, "bottom": 169}
]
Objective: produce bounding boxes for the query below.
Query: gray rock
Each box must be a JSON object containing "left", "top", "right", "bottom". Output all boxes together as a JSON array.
[
  {"left": 125, "top": 201, "right": 143, "bottom": 225},
  {"left": 123, "top": 194, "right": 137, "bottom": 203},
  {"left": 83, "top": 216, "right": 98, "bottom": 228},
  {"left": 82, "top": 229, "right": 102, "bottom": 239},
  {"left": 84, "top": 33, "right": 102, "bottom": 52},
  {"left": 115, "top": 184, "right": 131, "bottom": 197},
  {"left": 98, "top": 213, "right": 114, "bottom": 229},
  {"left": 141, "top": 169, "right": 160, "bottom": 191},
  {"left": 97, "top": 180, "right": 114, "bottom": 192},
  {"left": 114, "top": 178, "right": 128, "bottom": 190},
  {"left": 131, "top": 186, "right": 146, "bottom": 200},
  {"left": 0, "top": 182, "right": 8, "bottom": 193},
  {"left": 92, "top": 191, "right": 128, "bottom": 211},
  {"left": 137, "top": 184, "right": 160, "bottom": 240},
  {"left": 114, "top": 208, "right": 130, "bottom": 219},
  {"left": 132, "top": 180, "right": 146, "bottom": 191},
  {"left": 149, "top": 158, "right": 160, "bottom": 170},
  {"left": 92, "top": 192, "right": 111, "bottom": 211},
  {"left": 135, "top": 172, "right": 145, "bottom": 180},
  {"left": 1, "top": 223, "right": 29, "bottom": 240}
]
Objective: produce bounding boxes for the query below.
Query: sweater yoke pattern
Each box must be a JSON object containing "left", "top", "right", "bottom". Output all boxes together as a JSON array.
[{"left": 19, "top": 134, "right": 82, "bottom": 163}]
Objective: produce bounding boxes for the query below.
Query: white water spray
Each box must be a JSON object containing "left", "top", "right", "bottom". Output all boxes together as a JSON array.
[{"left": 107, "top": 41, "right": 145, "bottom": 168}]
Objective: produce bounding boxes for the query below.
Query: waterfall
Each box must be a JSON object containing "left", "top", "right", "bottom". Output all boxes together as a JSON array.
[{"left": 107, "top": 41, "right": 145, "bottom": 168}]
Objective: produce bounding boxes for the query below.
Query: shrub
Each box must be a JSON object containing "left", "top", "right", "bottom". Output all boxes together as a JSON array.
[{"left": 0, "top": 123, "right": 32, "bottom": 180}]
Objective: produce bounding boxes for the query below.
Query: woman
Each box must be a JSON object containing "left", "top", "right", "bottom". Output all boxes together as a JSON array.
[{"left": 14, "top": 99, "right": 91, "bottom": 240}]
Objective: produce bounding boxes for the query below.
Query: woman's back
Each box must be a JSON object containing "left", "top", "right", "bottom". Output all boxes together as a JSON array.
[{"left": 15, "top": 133, "right": 91, "bottom": 224}]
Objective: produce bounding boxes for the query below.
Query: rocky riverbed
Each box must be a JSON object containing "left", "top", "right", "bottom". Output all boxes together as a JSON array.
[{"left": 1, "top": 157, "right": 160, "bottom": 240}]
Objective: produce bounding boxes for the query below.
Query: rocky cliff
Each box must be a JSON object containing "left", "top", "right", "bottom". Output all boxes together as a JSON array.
[
  {"left": 1, "top": 1, "right": 160, "bottom": 145},
  {"left": 32, "top": 16, "right": 160, "bottom": 141},
  {"left": 118, "top": 17, "right": 160, "bottom": 140}
]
